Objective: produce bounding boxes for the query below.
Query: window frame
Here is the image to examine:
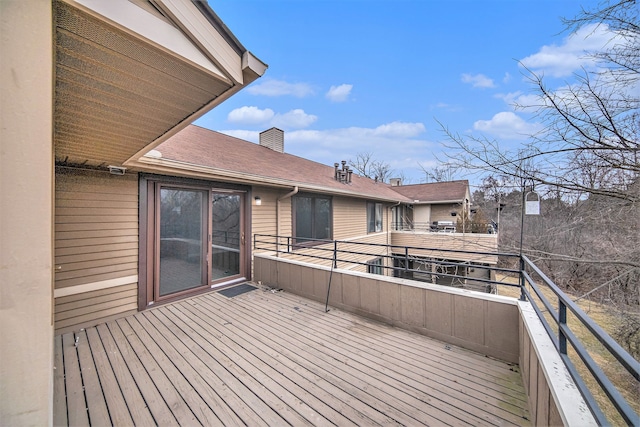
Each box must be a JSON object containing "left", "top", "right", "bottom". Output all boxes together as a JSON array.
[
  {"left": 291, "top": 193, "right": 333, "bottom": 246},
  {"left": 367, "top": 201, "right": 383, "bottom": 233},
  {"left": 367, "top": 257, "right": 384, "bottom": 275}
]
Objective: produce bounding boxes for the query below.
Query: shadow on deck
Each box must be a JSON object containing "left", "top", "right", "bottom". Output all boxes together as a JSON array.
[{"left": 54, "top": 284, "right": 530, "bottom": 426}]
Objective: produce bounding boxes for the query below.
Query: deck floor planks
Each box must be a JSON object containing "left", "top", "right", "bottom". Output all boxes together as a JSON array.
[
  {"left": 114, "top": 317, "right": 223, "bottom": 426},
  {"left": 88, "top": 326, "right": 155, "bottom": 426},
  {"left": 199, "top": 292, "right": 462, "bottom": 426},
  {"left": 107, "top": 320, "right": 199, "bottom": 426},
  {"left": 171, "top": 300, "right": 401, "bottom": 426},
  {"left": 75, "top": 330, "right": 111, "bottom": 426},
  {"left": 96, "top": 323, "right": 179, "bottom": 426},
  {"left": 176, "top": 297, "right": 398, "bottom": 426},
  {"left": 84, "top": 327, "right": 135, "bottom": 426},
  {"left": 54, "top": 285, "right": 531, "bottom": 426},
  {"left": 62, "top": 332, "right": 90, "bottom": 426},
  {"left": 139, "top": 309, "right": 278, "bottom": 427},
  {"left": 251, "top": 289, "right": 530, "bottom": 423},
  {"left": 275, "top": 288, "right": 529, "bottom": 397},
  {"left": 165, "top": 301, "right": 338, "bottom": 426},
  {"left": 129, "top": 313, "right": 254, "bottom": 426},
  {"left": 53, "top": 335, "right": 68, "bottom": 427},
  {"left": 203, "top": 292, "right": 505, "bottom": 426}
]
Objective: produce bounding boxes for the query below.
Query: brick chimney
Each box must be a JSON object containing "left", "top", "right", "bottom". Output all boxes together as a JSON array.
[{"left": 259, "top": 127, "right": 284, "bottom": 153}]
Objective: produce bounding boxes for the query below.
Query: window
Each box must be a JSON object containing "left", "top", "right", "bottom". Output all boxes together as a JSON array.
[
  {"left": 367, "top": 202, "right": 383, "bottom": 233},
  {"left": 367, "top": 257, "right": 384, "bottom": 275},
  {"left": 293, "top": 194, "right": 332, "bottom": 244}
]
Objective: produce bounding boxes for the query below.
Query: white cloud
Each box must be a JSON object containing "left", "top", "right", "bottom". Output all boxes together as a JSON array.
[
  {"left": 272, "top": 109, "right": 318, "bottom": 128},
  {"left": 461, "top": 73, "right": 496, "bottom": 88},
  {"left": 373, "top": 121, "right": 425, "bottom": 138},
  {"left": 227, "top": 106, "right": 317, "bottom": 129},
  {"left": 218, "top": 121, "right": 433, "bottom": 183},
  {"left": 227, "top": 106, "right": 274, "bottom": 124},
  {"left": 503, "top": 72, "right": 512, "bottom": 84},
  {"left": 473, "top": 112, "right": 541, "bottom": 139},
  {"left": 520, "top": 23, "right": 614, "bottom": 77},
  {"left": 325, "top": 84, "right": 353, "bottom": 102},
  {"left": 246, "top": 78, "right": 315, "bottom": 97}
]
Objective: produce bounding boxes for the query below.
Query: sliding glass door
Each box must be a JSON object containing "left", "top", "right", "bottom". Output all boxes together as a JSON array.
[
  {"left": 211, "top": 193, "right": 242, "bottom": 282},
  {"left": 158, "top": 188, "right": 207, "bottom": 296},
  {"left": 148, "top": 182, "right": 247, "bottom": 305}
]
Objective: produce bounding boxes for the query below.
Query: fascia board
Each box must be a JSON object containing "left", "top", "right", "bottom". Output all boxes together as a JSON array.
[
  {"left": 131, "top": 157, "right": 410, "bottom": 202},
  {"left": 411, "top": 199, "right": 464, "bottom": 205},
  {"left": 65, "top": 0, "right": 231, "bottom": 83},
  {"left": 154, "top": 0, "right": 244, "bottom": 84}
]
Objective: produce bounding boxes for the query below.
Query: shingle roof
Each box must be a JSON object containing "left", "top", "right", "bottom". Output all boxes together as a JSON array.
[
  {"left": 149, "top": 125, "right": 412, "bottom": 202},
  {"left": 390, "top": 180, "right": 469, "bottom": 203}
]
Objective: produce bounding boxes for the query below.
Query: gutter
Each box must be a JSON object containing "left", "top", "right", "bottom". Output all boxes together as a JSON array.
[{"left": 276, "top": 186, "right": 298, "bottom": 255}]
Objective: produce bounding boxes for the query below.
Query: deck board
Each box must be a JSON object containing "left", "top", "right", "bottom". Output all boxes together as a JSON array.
[{"left": 54, "top": 284, "right": 531, "bottom": 426}]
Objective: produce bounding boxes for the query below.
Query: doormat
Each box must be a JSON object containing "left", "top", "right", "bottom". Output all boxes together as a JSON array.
[{"left": 218, "top": 283, "right": 257, "bottom": 298}]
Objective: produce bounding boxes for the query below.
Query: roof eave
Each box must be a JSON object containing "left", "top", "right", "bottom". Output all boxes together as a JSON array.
[{"left": 130, "top": 157, "right": 410, "bottom": 202}]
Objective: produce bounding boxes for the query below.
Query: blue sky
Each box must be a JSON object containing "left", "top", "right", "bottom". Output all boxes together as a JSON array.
[{"left": 196, "top": 0, "right": 610, "bottom": 185}]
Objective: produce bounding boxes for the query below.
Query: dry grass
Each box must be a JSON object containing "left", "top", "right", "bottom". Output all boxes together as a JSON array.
[{"left": 495, "top": 274, "right": 639, "bottom": 425}]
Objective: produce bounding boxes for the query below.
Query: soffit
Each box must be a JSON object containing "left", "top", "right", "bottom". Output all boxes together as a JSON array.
[{"left": 54, "top": 0, "right": 234, "bottom": 168}]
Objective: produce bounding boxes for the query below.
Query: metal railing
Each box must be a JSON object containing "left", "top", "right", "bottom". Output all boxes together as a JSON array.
[
  {"left": 392, "top": 221, "right": 496, "bottom": 234},
  {"left": 521, "top": 255, "right": 639, "bottom": 426},
  {"left": 253, "top": 233, "right": 519, "bottom": 292},
  {"left": 253, "top": 233, "right": 639, "bottom": 425}
]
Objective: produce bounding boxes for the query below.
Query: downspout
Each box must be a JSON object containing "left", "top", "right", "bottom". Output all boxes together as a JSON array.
[
  {"left": 387, "top": 201, "right": 402, "bottom": 270},
  {"left": 276, "top": 186, "right": 298, "bottom": 255}
]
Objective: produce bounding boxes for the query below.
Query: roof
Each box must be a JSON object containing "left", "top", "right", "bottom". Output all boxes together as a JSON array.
[
  {"left": 54, "top": 0, "right": 266, "bottom": 168},
  {"left": 140, "top": 125, "right": 412, "bottom": 202},
  {"left": 390, "top": 180, "right": 469, "bottom": 204}
]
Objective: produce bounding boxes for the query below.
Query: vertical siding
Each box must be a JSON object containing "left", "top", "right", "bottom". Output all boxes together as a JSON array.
[{"left": 54, "top": 167, "right": 139, "bottom": 332}]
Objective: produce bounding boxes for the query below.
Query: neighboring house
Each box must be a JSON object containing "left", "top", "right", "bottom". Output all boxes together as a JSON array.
[
  {"left": 389, "top": 180, "right": 472, "bottom": 231},
  {"left": 1, "top": 1, "right": 265, "bottom": 424}
]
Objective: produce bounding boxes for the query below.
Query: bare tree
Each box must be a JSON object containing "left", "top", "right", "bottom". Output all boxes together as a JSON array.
[
  {"left": 349, "top": 152, "right": 394, "bottom": 182},
  {"left": 440, "top": 0, "right": 639, "bottom": 359},
  {"left": 441, "top": 0, "right": 639, "bottom": 202},
  {"left": 418, "top": 163, "right": 459, "bottom": 182}
]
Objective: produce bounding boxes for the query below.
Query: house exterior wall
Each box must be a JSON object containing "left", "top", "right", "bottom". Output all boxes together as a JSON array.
[
  {"left": 54, "top": 168, "right": 139, "bottom": 333},
  {"left": 413, "top": 205, "right": 431, "bottom": 228},
  {"left": 0, "top": 2, "right": 54, "bottom": 425},
  {"left": 430, "top": 203, "right": 460, "bottom": 223},
  {"left": 251, "top": 186, "right": 280, "bottom": 239},
  {"left": 333, "top": 195, "right": 368, "bottom": 239}
]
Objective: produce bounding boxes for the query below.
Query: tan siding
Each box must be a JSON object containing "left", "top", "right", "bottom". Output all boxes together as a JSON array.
[
  {"left": 54, "top": 283, "right": 137, "bottom": 334},
  {"left": 333, "top": 196, "right": 367, "bottom": 239},
  {"left": 251, "top": 186, "right": 279, "bottom": 238},
  {"left": 391, "top": 231, "right": 498, "bottom": 264},
  {"left": 431, "top": 204, "right": 460, "bottom": 223},
  {"left": 54, "top": 168, "right": 139, "bottom": 331}
]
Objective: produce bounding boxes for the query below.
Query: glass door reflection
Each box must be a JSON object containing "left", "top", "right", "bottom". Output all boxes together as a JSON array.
[
  {"left": 211, "top": 193, "right": 242, "bottom": 283},
  {"left": 158, "top": 188, "right": 206, "bottom": 296}
]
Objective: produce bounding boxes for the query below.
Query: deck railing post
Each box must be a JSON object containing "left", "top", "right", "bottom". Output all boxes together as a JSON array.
[
  {"left": 519, "top": 255, "right": 527, "bottom": 301},
  {"left": 287, "top": 236, "right": 291, "bottom": 253},
  {"left": 404, "top": 247, "right": 409, "bottom": 274},
  {"left": 559, "top": 301, "right": 567, "bottom": 355}
]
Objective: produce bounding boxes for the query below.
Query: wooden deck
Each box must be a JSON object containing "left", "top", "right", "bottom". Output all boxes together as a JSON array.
[{"left": 54, "top": 283, "right": 531, "bottom": 426}]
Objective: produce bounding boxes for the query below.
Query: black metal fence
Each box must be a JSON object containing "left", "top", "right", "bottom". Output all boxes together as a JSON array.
[{"left": 253, "top": 233, "right": 639, "bottom": 425}]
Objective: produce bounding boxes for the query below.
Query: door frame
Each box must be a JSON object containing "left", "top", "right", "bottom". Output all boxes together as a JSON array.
[{"left": 138, "top": 174, "right": 252, "bottom": 310}]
